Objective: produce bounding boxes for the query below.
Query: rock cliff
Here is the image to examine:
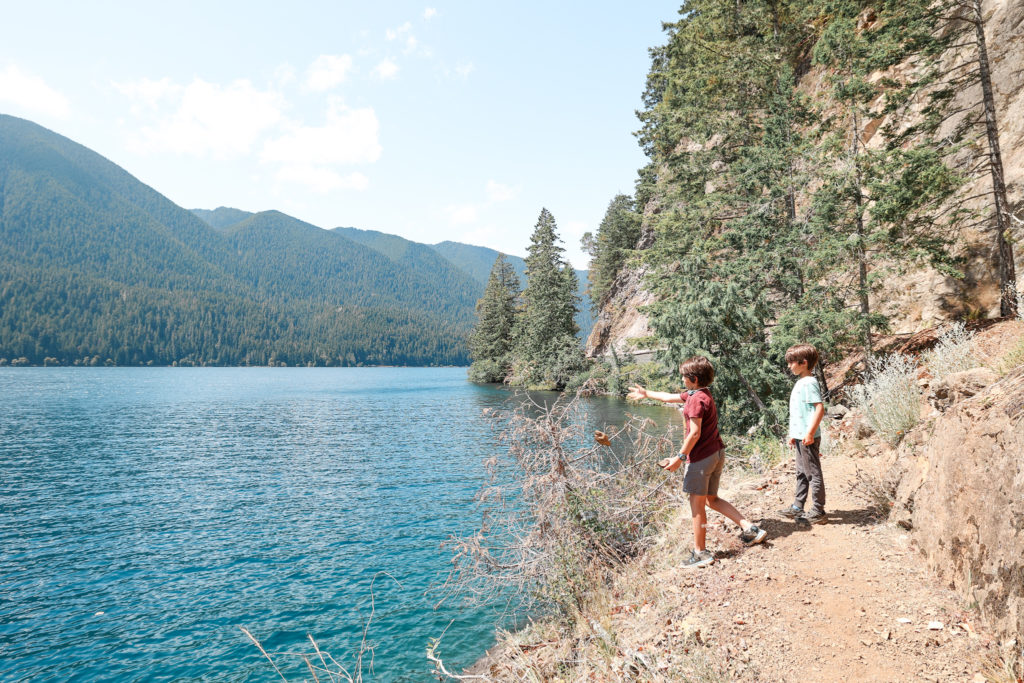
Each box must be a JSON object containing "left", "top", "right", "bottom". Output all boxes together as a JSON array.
[{"left": 889, "top": 363, "right": 1024, "bottom": 641}]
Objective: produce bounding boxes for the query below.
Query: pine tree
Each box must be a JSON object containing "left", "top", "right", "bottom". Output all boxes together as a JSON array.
[
  {"left": 808, "top": 0, "right": 964, "bottom": 365},
  {"left": 880, "top": 0, "right": 1018, "bottom": 315},
  {"left": 468, "top": 254, "right": 520, "bottom": 383},
  {"left": 511, "top": 209, "right": 584, "bottom": 389},
  {"left": 581, "top": 194, "right": 641, "bottom": 312}
]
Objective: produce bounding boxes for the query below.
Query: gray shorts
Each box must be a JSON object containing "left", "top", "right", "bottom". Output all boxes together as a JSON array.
[{"left": 682, "top": 449, "right": 724, "bottom": 496}]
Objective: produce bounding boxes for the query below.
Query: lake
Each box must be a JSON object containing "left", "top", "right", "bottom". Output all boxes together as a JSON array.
[{"left": 0, "top": 367, "right": 681, "bottom": 681}]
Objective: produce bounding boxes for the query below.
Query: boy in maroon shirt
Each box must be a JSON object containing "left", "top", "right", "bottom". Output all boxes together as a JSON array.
[{"left": 629, "top": 356, "right": 767, "bottom": 568}]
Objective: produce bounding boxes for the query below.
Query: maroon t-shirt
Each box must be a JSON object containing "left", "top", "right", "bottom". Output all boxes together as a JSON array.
[{"left": 680, "top": 388, "right": 725, "bottom": 463}]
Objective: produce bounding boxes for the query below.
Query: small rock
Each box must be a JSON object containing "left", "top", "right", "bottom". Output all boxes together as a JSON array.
[
  {"left": 927, "top": 621, "right": 943, "bottom": 630},
  {"left": 898, "top": 618, "right": 913, "bottom": 624}
]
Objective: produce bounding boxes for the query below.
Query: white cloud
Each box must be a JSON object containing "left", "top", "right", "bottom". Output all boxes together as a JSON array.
[
  {"left": 274, "top": 64, "right": 297, "bottom": 87},
  {"left": 113, "top": 77, "right": 181, "bottom": 113},
  {"left": 0, "top": 65, "right": 70, "bottom": 119},
  {"left": 276, "top": 165, "right": 369, "bottom": 193},
  {"left": 386, "top": 22, "right": 413, "bottom": 41},
  {"left": 121, "top": 78, "right": 284, "bottom": 159},
  {"left": 486, "top": 180, "right": 519, "bottom": 202},
  {"left": 262, "top": 97, "right": 381, "bottom": 166},
  {"left": 424, "top": 7, "right": 437, "bottom": 19},
  {"left": 455, "top": 62, "right": 475, "bottom": 78},
  {"left": 445, "top": 204, "right": 479, "bottom": 226},
  {"left": 372, "top": 59, "right": 399, "bottom": 80},
  {"left": 306, "top": 54, "right": 354, "bottom": 91}
]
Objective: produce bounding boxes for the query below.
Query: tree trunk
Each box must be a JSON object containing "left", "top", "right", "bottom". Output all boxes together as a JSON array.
[
  {"left": 733, "top": 365, "right": 768, "bottom": 413},
  {"left": 852, "top": 108, "right": 873, "bottom": 367},
  {"left": 971, "top": 0, "right": 1017, "bottom": 316}
]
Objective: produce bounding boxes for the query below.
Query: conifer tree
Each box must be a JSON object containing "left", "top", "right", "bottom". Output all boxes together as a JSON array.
[
  {"left": 880, "top": 0, "right": 1017, "bottom": 315},
  {"left": 808, "top": 0, "right": 964, "bottom": 365},
  {"left": 511, "top": 209, "right": 584, "bottom": 389},
  {"left": 468, "top": 254, "right": 520, "bottom": 383},
  {"left": 581, "top": 194, "right": 642, "bottom": 313}
]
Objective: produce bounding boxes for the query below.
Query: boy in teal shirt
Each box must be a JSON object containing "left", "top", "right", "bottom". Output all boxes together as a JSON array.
[{"left": 780, "top": 344, "right": 827, "bottom": 525}]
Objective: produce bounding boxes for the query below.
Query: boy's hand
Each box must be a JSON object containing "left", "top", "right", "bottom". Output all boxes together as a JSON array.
[
  {"left": 787, "top": 437, "right": 797, "bottom": 447},
  {"left": 802, "top": 435, "right": 816, "bottom": 446},
  {"left": 658, "top": 456, "right": 683, "bottom": 472},
  {"left": 627, "top": 385, "right": 647, "bottom": 401}
]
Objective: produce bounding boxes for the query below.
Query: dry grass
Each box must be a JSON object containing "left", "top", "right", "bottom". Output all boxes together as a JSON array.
[
  {"left": 975, "top": 642, "right": 1024, "bottom": 683},
  {"left": 241, "top": 572, "right": 400, "bottom": 683},
  {"left": 923, "top": 321, "right": 980, "bottom": 381},
  {"left": 845, "top": 464, "right": 898, "bottom": 522}
]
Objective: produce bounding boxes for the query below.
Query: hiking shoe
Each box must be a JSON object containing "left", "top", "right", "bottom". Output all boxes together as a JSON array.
[
  {"left": 681, "top": 549, "right": 715, "bottom": 569},
  {"left": 739, "top": 524, "right": 768, "bottom": 546},
  {"left": 779, "top": 504, "right": 803, "bottom": 518},
  {"left": 799, "top": 511, "right": 828, "bottom": 525}
]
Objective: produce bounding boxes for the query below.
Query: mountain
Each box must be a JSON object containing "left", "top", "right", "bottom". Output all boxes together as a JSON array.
[
  {"left": 190, "top": 206, "right": 253, "bottom": 231},
  {"left": 337, "top": 231, "right": 595, "bottom": 340},
  {"left": 0, "top": 114, "right": 470, "bottom": 366},
  {"left": 430, "top": 241, "right": 528, "bottom": 285}
]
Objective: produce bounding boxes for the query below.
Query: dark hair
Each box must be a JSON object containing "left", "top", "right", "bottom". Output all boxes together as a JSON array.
[
  {"left": 785, "top": 344, "right": 820, "bottom": 370},
  {"left": 679, "top": 356, "right": 715, "bottom": 387}
]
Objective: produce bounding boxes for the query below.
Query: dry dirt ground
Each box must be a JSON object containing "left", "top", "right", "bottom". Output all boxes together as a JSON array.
[{"left": 645, "top": 453, "right": 996, "bottom": 682}]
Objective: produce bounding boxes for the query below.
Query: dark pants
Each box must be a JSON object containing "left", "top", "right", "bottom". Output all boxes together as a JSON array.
[{"left": 794, "top": 438, "right": 825, "bottom": 514}]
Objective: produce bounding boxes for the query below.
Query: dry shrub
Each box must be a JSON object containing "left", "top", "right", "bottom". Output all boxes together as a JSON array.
[
  {"left": 851, "top": 353, "right": 921, "bottom": 445},
  {"left": 923, "top": 321, "right": 979, "bottom": 381},
  {"left": 441, "top": 392, "right": 679, "bottom": 621},
  {"left": 846, "top": 465, "right": 898, "bottom": 521},
  {"left": 976, "top": 642, "right": 1024, "bottom": 683}
]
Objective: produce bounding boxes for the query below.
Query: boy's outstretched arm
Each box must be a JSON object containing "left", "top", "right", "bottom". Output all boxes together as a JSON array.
[{"left": 627, "top": 384, "right": 684, "bottom": 403}]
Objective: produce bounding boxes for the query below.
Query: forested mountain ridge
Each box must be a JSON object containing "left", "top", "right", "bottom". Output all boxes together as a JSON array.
[
  {"left": 0, "top": 114, "right": 475, "bottom": 366},
  {"left": 190, "top": 206, "right": 254, "bottom": 231}
]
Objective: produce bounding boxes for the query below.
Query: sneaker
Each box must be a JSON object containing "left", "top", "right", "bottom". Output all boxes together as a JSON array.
[
  {"left": 779, "top": 504, "right": 803, "bottom": 518},
  {"left": 800, "top": 511, "right": 828, "bottom": 525},
  {"left": 681, "top": 549, "right": 715, "bottom": 569},
  {"left": 739, "top": 524, "right": 767, "bottom": 546}
]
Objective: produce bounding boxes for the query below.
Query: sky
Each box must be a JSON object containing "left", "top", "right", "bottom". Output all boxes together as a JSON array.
[{"left": 0, "top": 1, "right": 681, "bottom": 269}]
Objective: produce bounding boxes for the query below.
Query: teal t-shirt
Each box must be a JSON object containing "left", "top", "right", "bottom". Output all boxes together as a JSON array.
[{"left": 789, "top": 375, "right": 823, "bottom": 440}]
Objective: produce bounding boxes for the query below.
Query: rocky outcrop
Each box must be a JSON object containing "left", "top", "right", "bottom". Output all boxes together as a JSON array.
[
  {"left": 585, "top": 204, "right": 660, "bottom": 359},
  {"left": 890, "top": 366, "right": 1024, "bottom": 641},
  {"left": 928, "top": 367, "right": 999, "bottom": 409}
]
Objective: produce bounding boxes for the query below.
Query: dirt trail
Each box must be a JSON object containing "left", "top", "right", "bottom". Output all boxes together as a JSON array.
[{"left": 650, "top": 452, "right": 990, "bottom": 682}]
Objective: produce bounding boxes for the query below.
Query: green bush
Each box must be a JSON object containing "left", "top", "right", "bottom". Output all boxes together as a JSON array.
[{"left": 468, "top": 358, "right": 507, "bottom": 383}]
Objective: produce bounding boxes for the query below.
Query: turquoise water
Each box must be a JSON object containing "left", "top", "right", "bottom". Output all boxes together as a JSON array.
[{"left": 0, "top": 368, "right": 678, "bottom": 681}]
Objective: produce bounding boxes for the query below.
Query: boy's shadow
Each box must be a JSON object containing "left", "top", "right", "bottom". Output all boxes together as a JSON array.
[{"left": 743, "top": 505, "right": 890, "bottom": 546}]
